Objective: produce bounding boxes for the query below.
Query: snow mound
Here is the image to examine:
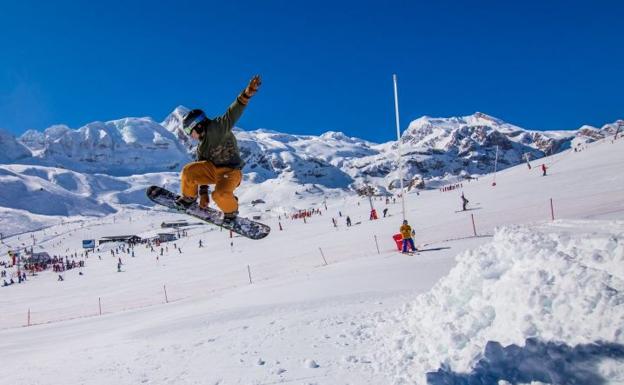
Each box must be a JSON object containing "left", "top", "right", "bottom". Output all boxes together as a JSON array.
[{"left": 384, "top": 220, "right": 624, "bottom": 383}]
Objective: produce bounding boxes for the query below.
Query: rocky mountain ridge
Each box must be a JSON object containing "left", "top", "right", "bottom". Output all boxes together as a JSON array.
[{"left": 0, "top": 109, "right": 620, "bottom": 194}]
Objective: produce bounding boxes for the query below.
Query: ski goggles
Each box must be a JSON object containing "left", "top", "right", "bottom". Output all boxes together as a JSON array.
[{"left": 184, "top": 111, "right": 207, "bottom": 135}]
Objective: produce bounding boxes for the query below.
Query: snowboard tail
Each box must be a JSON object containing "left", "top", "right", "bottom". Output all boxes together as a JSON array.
[{"left": 146, "top": 185, "right": 270, "bottom": 240}]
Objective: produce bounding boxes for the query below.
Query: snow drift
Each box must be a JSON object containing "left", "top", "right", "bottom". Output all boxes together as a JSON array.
[{"left": 382, "top": 220, "right": 624, "bottom": 384}]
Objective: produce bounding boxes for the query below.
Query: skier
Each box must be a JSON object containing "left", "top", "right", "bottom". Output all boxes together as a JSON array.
[
  {"left": 541, "top": 163, "right": 547, "bottom": 176},
  {"left": 400, "top": 220, "right": 417, "bottom": 253},
  {"left": 461, "top": 192, "right": 469, "bottom": 211},
  {"left": 346, "top": 216, "right": 352, "bottom": 227},
  {"left": 175, "top": 75, "right": 262, "bottom": 223},
  {"left": 383, "top": 208, "right": 388, "bottom": 217}
]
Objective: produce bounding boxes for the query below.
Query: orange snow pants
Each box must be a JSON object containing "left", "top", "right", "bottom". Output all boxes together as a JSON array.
[{"left": 180, "top": 161, "right": 242, "bottom": 213}]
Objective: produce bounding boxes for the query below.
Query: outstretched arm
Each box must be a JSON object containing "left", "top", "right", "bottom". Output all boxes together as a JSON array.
[
  {"left": 237, "top": 75, "right": 262, "bottom": 105},
  {"left": 215, "top": 75, "right": 262, "bottom": 134}
]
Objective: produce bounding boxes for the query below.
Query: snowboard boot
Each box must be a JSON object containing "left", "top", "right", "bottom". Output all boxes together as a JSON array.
[
  {"left": 175, "top": 195, "right": 196, "bottom": 210},
  {"left": 223, "top": 210, "right": 239, "bottom": 224}
]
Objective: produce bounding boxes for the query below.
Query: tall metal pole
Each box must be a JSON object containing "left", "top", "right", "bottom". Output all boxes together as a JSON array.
[
  {"left": 494, "top": 145, "right": 499, "bottom": 173},
  {"left": 393, "top": 74, "right": 406, "bottom": 221},
  {"left": 492, "top": 145, "right": 499, "bottom": 186}
]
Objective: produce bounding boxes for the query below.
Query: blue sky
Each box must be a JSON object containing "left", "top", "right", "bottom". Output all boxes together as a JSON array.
[{"left": 0, "top": 0, "right": 622, "bottom": 142}]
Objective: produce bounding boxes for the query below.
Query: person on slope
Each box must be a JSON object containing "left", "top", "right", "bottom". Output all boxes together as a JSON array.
[
  {"left": 176, "top": 75, "right": 262, "bottom": 223},
  {"left": 541, "top": 163, "right": 548, "bottom": 176},
  {"left": 400, "top": 220, "right": 417, "bottom": 253},
  {"left": 461, "top": 192, "right": 469, "bottom": 211}
]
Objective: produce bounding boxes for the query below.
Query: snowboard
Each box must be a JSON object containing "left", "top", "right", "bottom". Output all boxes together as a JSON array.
[
  {"left": 146, "top": 185, "right": 270, "bottom": 240},
  {"left": 454, "top": 207, "right": 481, "bottom": 213}
]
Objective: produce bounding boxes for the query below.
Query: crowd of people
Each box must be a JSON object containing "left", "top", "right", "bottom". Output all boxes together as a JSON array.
[
  {"left": 2, "top": 269, "right": 27, "bottom": 286},
  {"left": 439, "top": 182, "right": 464, "bottom": 192},
  {"left": 289, "top": 208, "right": 323, "bottom": 220},
  {"left": 0, "top": 230, "right": 198, "bottom": 287}
]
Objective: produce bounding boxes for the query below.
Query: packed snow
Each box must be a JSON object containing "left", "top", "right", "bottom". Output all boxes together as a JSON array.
[
  {"left": 379, "top": 220, "right": 624, "bottom": 384},
  {"left": 0, "top": 132, "right": 623, "bottom": 384}
]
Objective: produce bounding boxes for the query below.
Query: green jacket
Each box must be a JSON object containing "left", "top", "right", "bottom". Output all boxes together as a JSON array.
[{"left": 196, "top": 97, "right": 246, "bottom": 169}]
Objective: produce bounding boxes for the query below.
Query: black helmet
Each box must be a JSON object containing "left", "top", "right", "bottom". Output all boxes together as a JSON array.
[{"left": 183, "top": 109, "right": 208, "bottom": 135}]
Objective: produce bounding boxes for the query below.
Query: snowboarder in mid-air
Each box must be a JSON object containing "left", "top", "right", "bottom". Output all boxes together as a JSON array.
[
  {"left": 175, "top": 75, "right": 262, "bottom": 223},
  {"left": 461, "top": 192, "right": 469, "bottom": 211}
]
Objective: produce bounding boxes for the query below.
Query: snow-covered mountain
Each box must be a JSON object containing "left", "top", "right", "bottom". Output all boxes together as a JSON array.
[
  {"left": 235, "top": 129, "right": 379, "bottom": 188},
  {"left": 0, "top": 110, "right": 616, "bottom": 234},
  {"left": 0, "top": 128, "right": 32, "bottom": 163},
  {"left": 160, "top": 105, "right": 192, "bottom": 150},
  {"left": 0, "top": 164, "right": 117, "bottom": 217},
  {"left": 7, "top": 109, "right": 621, "bottom": 197},
  {"left": 343, "top": 112, "right": 607, "bottom": 192},
  {"left": 16, "top": 118, "right": 191, "bottom": 176}
]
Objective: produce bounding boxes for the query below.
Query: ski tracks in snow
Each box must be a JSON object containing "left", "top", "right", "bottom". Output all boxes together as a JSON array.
[{"left": 53, "top": 297, "right": 405, "bottom": 385}]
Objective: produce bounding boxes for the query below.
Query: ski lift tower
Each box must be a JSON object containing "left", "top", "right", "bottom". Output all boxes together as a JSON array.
[
  {"left": 365, "top": 181, "right": 378, "bottom": 220},
  {"left": 523, "top": 152, "right": 532, "bottom": 169}
]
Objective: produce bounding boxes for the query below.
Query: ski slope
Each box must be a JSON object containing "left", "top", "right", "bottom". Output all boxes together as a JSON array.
[{"left": 0, "top": 137, "right": 623, "bottom": 384}]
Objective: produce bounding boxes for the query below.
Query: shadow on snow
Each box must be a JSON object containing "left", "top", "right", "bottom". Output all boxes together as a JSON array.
[{"left": 427, "top": 338, "right": 624, "bottom": 385}]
